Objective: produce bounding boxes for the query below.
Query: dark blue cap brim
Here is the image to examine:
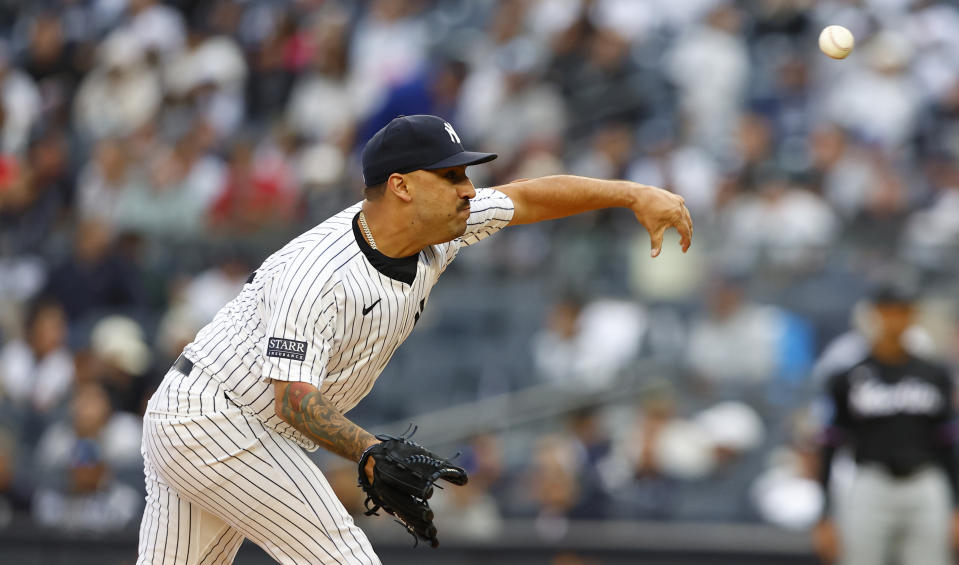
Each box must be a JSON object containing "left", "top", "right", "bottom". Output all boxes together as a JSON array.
[{"left": 424, "top": 150, "right": 497, "bottom": 170}]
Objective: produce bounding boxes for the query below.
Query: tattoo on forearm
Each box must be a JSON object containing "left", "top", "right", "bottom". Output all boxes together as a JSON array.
[{"left": 278, "top": 385, "right": 375, "bottom": 461}]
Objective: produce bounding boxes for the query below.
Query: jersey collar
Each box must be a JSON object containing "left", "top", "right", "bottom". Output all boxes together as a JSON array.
[{"left": 352, "top": 212, "right": 418, "bottom": 285}]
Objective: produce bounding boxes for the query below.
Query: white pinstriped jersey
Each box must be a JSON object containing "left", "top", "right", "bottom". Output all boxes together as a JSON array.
[{"left": 170, "top": 188, "right": 514, "bottom": 450}]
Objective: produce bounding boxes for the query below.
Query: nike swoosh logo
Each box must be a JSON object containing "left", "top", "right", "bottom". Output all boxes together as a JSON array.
[{"left": 362, "top": 299, "right": 381, "bottom": 315}]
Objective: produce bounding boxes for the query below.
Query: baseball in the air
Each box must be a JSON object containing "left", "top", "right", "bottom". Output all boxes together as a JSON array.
[{"left": 819, "top": 25, "right": 855, "bottom": 59}]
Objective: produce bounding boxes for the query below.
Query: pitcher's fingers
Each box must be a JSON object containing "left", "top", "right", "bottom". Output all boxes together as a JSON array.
[
  {"left": 676, "top": 212, "right": 693, "bottom": 253},
  {"left": 649, "top": 225, "right": 666, "bottom": 258}
]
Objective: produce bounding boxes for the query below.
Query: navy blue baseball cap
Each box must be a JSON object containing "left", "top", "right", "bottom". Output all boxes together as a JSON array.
[{"left": 361, "top": 115, "right": 497, "bottom": 187}]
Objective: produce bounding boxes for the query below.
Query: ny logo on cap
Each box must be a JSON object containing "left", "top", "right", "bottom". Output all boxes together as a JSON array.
[{"left": 444, "top": 122, "right": 461, "bottom": 144}]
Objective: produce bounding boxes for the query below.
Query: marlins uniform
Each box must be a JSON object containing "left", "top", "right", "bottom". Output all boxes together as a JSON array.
[
  {"left": 137, "top": 189, "right": 514, "bottom": 564},
  {"left": 819, "top": 353, "right": 957, "bottom": 565}
]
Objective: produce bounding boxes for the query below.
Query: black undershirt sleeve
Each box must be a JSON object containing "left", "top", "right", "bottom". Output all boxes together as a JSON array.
[
  {"left": 818, "top": 444, "right": 837, "bottom": 503},
  {"left": 935, "top": 370, "right": 958, "bottom": 506},
  {"left": 818, "top": 373, "right": 849, "bottom": 519}
]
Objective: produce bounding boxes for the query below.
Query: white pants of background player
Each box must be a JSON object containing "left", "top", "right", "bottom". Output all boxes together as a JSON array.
[
  {"left": 135, "top": 366, "right": 380, "bottom": 565},
  {"left": 839, "top": 464, "right": 951, "bottom": 565}
]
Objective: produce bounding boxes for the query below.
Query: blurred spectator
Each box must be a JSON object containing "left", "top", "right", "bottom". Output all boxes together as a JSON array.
[
  {"left": 598, "top": 383, "right": 709, "bottom": 519},
  {"left": 525, "top": 434, "right": 583, "bottom": 539},
  {"left": 154, "top": 253, "right": 249, "bottom": 366},
  {"left": 19, "top": 11, "right": 83, "bottom": 128},
  {"left": 679, "top": 400, "right": 767, "bottom": 521},
  {"left": 112, "top": 145, "right": 208, "bottom": 240},
  {"left": 285, "top": 11, "right": 354, "bottom": 144},
  {"left": 26, "top": 126, "right": 73, "bottom": 207},
  {"left": 686, "top": 274, "right": 785, "bottom": 385},
  {"left": 562, "top": 26, "right": 648, "bottom": 135},
  {"left": 76, "top": 138, "right": 132, "bottom": 227},
  {"left": 429, "top": 433, "right": 505, "bottom": 540},
  {"left": 43, "top": 221, "right": 144, "bottom": 323},
  {"left": 73, "top": 30, "right": 161, "bottom": 140},
  {"left": 824, "top": 30, "right": 920, "bottom": 150},
  {"left": 730, "top": 112, "right": 777, "bottom": 193},
  {"left": 459, "top": 38, "right": 566, "bottom": 157},
  {"left": 694, "top": 401, "right": 765, "bottom": 464},
  {"left": 208, "top": 136, "right": 299, "bottom": 234},
  {"left": 121, "top": 0, "right": 186, "bottom": 61},
  {"left": 754, "top": 50, "right": 815, "bottom": 142},
  {"left": 570, "top": 123, "right": 634, "bottom": 181},
  {"left": 0, "top": 298, "right": 73, "bottom": 417},
  {"left": 845, "top": 157, "right": 912, "bottom": 251},
  {"left": 429, "top": 475, "right": 503, "bottom": 541},
  {"left": 720, "top": 169, "right": 839, "bottom": 272},
  {"left": 0, "top": 426, "right": 33, "bottom": 528},
  {"left": 34, "top": 381, "right": 141, "bottom": 471},
  {"left": 32, "top": 438, "right": 142, "bottom": 533},
  {"left": 532, "top": 296, "right": 646, "bottom": 391},
  {"left": 348, "top": 0, "right": 428, "bottom": 119},
  {"left": 626, "top": 119, "right": 722, "bottom": 218},
  {"left": 462, "top": 433, "right": 508, "bottom": 497},
  {"left": 0, "top": 131, "right": 72, "bottom": 256},
  {"left": 807, "top": 123, "right": 878, "bottom": 220},
  {"left": 916, "top": 74, "right": 959, "bottom": 162},
  {"left": 294, "top": 141, "right": 350, "bottom": 214},
  {"left": 902, "top": 160, "right": 959, "bottom": 270},
  {"left": 564, "top": 407, "right": 613, "bottom": 518},
  {"left": 245, "top": 10, "right": 308, "bottom": 122},
  {"left": 173, "top": 125, "right": 227, "bottom": 209},
  {"left": 181, "top": 253, "right": 249, "bottom": 325},
  {"left": 904, "top": 1, "right": 959, "bottom": 104},
  {"left": 0, "top": 45, "right": 41, "bottom": 155},
  {"left": 163, "top": 27, "right": 246, "bottom": 138},
  {"left": 666, "top": 2, "right": 749, "bottom": 157},
  {"left": 359, "top": 57, "right": 469, "bottom": 145},
  {"left": 751, "top": 409, "right": 824, "bottom": 530},
  {"left": 88, "top": 315, "right": 153, "bottom": 414},
  {"left": 568, "top": 407, "right": 613, "bottom": 470}
]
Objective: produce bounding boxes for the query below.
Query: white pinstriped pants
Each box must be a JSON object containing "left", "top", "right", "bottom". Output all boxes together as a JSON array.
[{"left": 136, "top": 368, "right": 380, "bottom": 565}]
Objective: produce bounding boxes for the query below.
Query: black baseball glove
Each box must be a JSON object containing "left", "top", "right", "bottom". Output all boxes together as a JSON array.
[{"left": 357, "top": 426, "right": 467, "bottom": 548}]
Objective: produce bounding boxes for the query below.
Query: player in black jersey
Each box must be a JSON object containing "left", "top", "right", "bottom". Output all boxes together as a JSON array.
[{"left": 813, "top": 284, "right": 958, "bottom": 565}]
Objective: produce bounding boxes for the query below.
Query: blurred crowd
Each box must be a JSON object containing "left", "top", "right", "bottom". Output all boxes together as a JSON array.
[{"left": 1, "top": 0, "right": 959, "bottom": 541}]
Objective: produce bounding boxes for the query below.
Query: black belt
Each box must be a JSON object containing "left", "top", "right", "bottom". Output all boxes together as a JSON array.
[
  {"left": 173, "top": 354, "right": 194, "bottom": 376},
  {"left": 174, "top": 354, "right": 233, "bottom": 404},
  {"left": 860, "top": 459, "right": 931, "bottom": 480}
]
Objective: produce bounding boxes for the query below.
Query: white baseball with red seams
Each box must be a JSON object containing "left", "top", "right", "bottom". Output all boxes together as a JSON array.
[{"left": 819, "top": 25, "right": 855, "bottom": 59}]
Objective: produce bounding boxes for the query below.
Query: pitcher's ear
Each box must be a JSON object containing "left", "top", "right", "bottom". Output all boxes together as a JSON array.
[{"left": 387, "top": 173, "right": 412, "bottom": 203}]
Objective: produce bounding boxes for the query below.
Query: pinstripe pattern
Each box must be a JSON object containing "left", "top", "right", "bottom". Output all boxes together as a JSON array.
[
  {"left": 138, "top": 189, "right": 514, "bottom": 563},
  {"left": 179, "top": 188, "right": 513, "bottom": 450},
  {"left": 138, "top": 368, "right": 378, "bottom": 564}
]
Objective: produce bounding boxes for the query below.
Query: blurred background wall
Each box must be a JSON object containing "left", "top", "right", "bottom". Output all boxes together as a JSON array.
[{"left": 0, "top": 0, "right": 957, "bottom": 563}]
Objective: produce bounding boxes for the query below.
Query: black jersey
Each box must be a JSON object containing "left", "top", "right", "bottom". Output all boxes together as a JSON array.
[{"left": 819, "top": 353, "right": 957, "bottom": 501}]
